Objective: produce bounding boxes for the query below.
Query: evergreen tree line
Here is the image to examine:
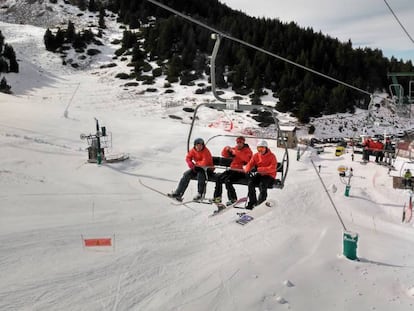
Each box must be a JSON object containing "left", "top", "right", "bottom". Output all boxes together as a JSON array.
[
  {"left": 44, "top": 19, "right": 105, "bottom": 53},
  {"left": 104, "top": 0, "right": 414, "bottom": 123},
  {"left": 0, "top": 30, "right": 18, "bottom": 94},
  {"left": 44, "top": 0, "right": 108, "bottom": 53},
  {"left": 68, "top": 0, "right": 102, "bottom": 13},
  {"left": 44, "top": 21, "right": 92, "bottom": 52}
]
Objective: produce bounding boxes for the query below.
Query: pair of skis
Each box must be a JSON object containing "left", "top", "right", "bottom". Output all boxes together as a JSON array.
[
  {"left": 208, "top": 197, "right": 248, "bottom": 217},
  {"left": 138, "top": 179, "right": 196, "bottom": 211},
  {"left": 234, "top": 200, "right": 275, "bottom": 225},
  {"left": 210, "top": 198, "right": 275, "bottom": 225},
  {"left": 139, "top": 179, "right": 275, "bottom": 224},
  {"left": 209, "top": 197, "right": 275, "bottom": 225},
  {"left": 139, "top": 178, "right": 246, "bottom": 211}
]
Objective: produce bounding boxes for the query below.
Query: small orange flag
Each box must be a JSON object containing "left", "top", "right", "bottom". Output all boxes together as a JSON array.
[{"left": 84, "top": 238, "right": 112, "bottom": 247}]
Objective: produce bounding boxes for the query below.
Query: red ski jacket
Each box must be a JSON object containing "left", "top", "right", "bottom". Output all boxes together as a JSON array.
[
  {"left": 221, "top": 144, "right": 253, "bottom": 170},
  {"left": 186, "top": 146, "right": 214, "bottom": 169},
  {"left": 244, "top": 148, "right": 277, "bottom": 178}
]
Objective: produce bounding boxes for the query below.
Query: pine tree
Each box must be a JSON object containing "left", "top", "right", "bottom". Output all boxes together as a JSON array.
[
  {"left": 131, "top": 42, "right": 145, "bottom": 63},
  {"left": 277, "top": 88, "right": 293, "bottom": 113},
  {"left": 9, "top": 57, "right": 18, "bottom": 73},
  {"left": 88, "top": 0, "right": 97, "bottom": 12},
  {"left": 166, "top": 54, "right": 181, "bottom": 83},
  {"left": 157, "top": 18, "right": 175, "bottom": 59},
  {"left": 66, "top": 21, "right": 76, "bottom": 43},
  {"left": 98, "top": 7, "right": 106, "bottom": 29},
  {"left": 193, "top": 51, "right": 207, "bottom": 76},
  {"left": 0, "top": 57, "right": 8, "bottom": 73},
  {"left": 181, "top": 26, "right": 196, "bottom": 68},
  {"left": 55, "top": 28, "right": 66, "bottom": 47},
  {"left": 3, "top": 45, "right": 18, "bottom": 73},
  {"left": 72, "top": 33, "right": 86, "bottom": 50},
  {"left": 78, "top": 0, "right": 87, "bottom": 11},
  {"left": 0, "top": 76, "right": 11, "bottom": 94},
  {"left": 3, "top": 44, "right": 14, "bottom": 59},
  {"left": 0, "top": 31, "right": 4, "bottom": 54},
  {"left": 43, "top": 28, "right": 56, "bottom": 51},
  {"left": 129, "top": 12, "right": 140, "bottom": 29}
]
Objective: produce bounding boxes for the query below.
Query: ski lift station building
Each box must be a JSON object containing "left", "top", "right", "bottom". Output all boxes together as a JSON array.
[{"left": 278, "top": 125, "right": 298, "bottom": 149}]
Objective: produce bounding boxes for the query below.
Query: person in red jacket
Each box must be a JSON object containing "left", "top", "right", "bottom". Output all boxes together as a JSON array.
[
  {"left": 213, "top": 136, "right": 253, "bottom": 205},
  {"left": 168, "top": 138, "right": 214, "bottom": 201},
  {"left": 373, "top": 139, "right": 384, "bottom": 163},
  {"left": 244, "top": 140, "right": 277, "bottom": 209},
  {"left": 362, "top": 136, "right": 374, "bottom": 162}
]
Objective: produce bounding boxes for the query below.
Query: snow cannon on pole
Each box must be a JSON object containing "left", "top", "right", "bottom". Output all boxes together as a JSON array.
[
  {"left": 80, "top": 118, "right": 105, "bottom": 164},
  {"left": 338, "top": 165, "right": 353, "bottom": 197},
  {"left": 80, "top": 119, "right": 129, "bottom": 164}
]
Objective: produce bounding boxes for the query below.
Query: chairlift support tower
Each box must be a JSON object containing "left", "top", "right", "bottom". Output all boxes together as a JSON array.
[
  {"left": 387, "top": 72, "right": 414, "bottom": 118},
  {"left": 187, "top": 33, "right": 290, "bottom": 188}
]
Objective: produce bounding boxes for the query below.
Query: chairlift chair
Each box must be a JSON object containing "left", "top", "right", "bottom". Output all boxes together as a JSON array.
[{"left": 186, "top": 103, "right": 288, "bottom": 189}]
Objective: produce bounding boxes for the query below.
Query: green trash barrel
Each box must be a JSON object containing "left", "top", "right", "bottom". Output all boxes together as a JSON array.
[
  {"left": 343, "top": 231, "right": 358, "bottom": 260},
  {"left": 344, "top": 185, "right": 351, "bottom": 197}
]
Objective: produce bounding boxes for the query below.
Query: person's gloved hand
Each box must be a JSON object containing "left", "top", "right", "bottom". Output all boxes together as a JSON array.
[
  {"left": 186, "top": 159, "right": 195, "bottom": 171},
  {"left": 226, "top": 146, "right": 232, "bottom": 157}
]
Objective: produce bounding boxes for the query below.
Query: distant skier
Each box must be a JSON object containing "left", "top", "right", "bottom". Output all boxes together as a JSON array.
[
  {"left": 362, "top": 136, "right": 373, "bottom": 161},
  {"left": 168, "top": 138, "right": 214, "bottom": 201},
  {"left": 372, "top": 139, "right": 384, "bottom": 163},
  {"left": 404, "top": 169, "right": 412, "bottom": 188},
  {"left": 384, "top": 137, "right": 394, "bottom": 165},
  {"left": 244, "top": 140, "right": 277, "bottom": 209}
]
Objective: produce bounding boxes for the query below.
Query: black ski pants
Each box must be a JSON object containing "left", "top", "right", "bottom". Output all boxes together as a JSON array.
[{"left": 247, "top": 173, "right": 274, "bottom": 206}]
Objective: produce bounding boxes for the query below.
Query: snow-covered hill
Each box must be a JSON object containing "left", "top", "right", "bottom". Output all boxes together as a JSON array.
[{"left": 2, "top": 0, "right": 413, "bottom": 142}]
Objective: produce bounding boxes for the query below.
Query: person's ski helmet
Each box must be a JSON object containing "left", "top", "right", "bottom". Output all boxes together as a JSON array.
[
  {"left": 194, "top": 138, "right": 205, "bottom": 145},
  {"left": 257, "top": 140, "right": 268, "bottom": 148}
]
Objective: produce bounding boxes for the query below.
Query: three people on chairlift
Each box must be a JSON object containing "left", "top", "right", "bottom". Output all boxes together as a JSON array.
[
  {"left": 169, "top": 137, "right": 278, "bottom": 209},
  {"left": 362, "top": 136, "right": 385, "bottom": 163}
]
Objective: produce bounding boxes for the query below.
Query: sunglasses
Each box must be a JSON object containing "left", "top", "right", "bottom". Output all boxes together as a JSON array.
[
  {"left": 257, "top": 146, "right": 266, "bottom": 151},
  {"left": 236, "top": 139, "right": 244, "bottom": 143}
]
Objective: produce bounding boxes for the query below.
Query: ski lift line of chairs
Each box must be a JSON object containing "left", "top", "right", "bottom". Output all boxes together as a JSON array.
[
  {"left": 390, "top": 158, "right": 413, "bottom": 190},
  {"left": 393, "top": 166, "right": 414, "bottom": 190},
  {"left": 186, "top": 102, "right": 289, "bottom": 189}
]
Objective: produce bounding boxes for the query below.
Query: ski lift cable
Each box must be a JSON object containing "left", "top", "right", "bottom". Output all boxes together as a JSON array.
[
  {"left": 383, "top": 0, "right": 414, "bottom": 46},
  {"left": 146, "top": 0, "right": 375, "bottom": 99}
]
